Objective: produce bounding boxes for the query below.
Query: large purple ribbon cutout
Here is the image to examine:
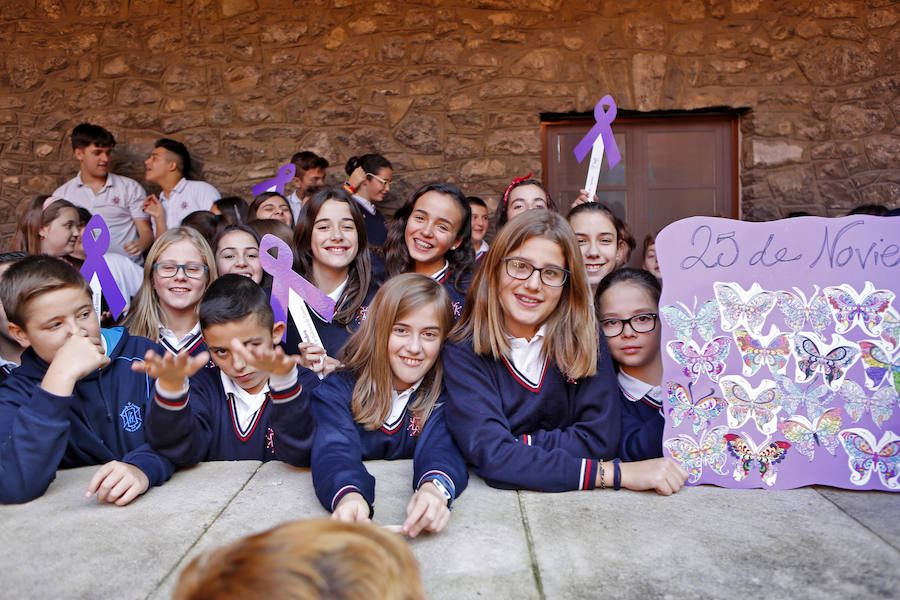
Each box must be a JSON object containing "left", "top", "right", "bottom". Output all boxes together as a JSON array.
[
  {"left": 79, "top": 214, "right": 127, "bottom": 320},
  {"left": 258, "top": 234, "right": 336, "bottom": 342},
  {"left": 573, "top": 94, "right": 621, "bottom": 169},
  {"left": 251, "top": 163, "right": 296, "bottom": 196}
]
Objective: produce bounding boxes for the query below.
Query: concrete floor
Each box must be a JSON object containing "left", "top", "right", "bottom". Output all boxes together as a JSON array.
[{"left": 1, "top": 460, "right": 897, "bottom": 599}]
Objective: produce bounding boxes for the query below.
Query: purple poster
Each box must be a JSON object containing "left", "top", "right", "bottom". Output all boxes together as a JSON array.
[{"left": 656, "top": 216, "right": 900, "bottom": 491}]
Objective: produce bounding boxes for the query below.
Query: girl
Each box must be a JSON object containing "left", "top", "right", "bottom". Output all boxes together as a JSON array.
[
  {"left": 248, "top": 192, "right": 293, "bottom": 227},
  {"left": 12, "top": 195, "right": 80, "bottom": 257},
  {"left": 380, "top": 182, "right": 474, "bottom": 316},
  {"left": 494, "top": 174, "right": 557, "bottom": 230},
  {"left": 310, "top": 274, "right": 468, "bottom": 538},
  {"left": 343, "top": 154, "right": 393, "bottom": 247},
  {"left": 596, "top": 268, "right": 665, "bottom": 461},
  {"left": 213, "top": 225, "right": 262, "bottom": 284},
  {"left": 642, "top": 234, "right": 661, "bottom": 280},
  {"left": 121, "top": 227, "right": 217, "bottom": 355},
  {"left": 567, "top": 201, "right": 621, "bottom": 296},
  {"left": 443, "top": 210, "right": 686, "bottom": 494},
  {"left": 210, "top": 196, "right": 248, "bottom": 225},
  {"left": 289, "top": 187, "right": 376, "bottom": 377}
]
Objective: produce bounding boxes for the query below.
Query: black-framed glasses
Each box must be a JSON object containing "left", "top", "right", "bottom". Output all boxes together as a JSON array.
[
  {"left": 367, "top": 172, "right": 392, "bottom": 187},
  {"left": 501, "top": 257, "right": 570, "bottom": 287},
  {"left": 153, "top": 262, "right": 209, "bottom": 279},
  {"left": 600, "top": 313, "right": 658, "bottom": 337}
]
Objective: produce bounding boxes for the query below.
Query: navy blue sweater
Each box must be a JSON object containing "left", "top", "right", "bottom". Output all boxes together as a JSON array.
[
  {"left": 442, "top": 337, "right": 621, "bottom": 492},
  {"left": 0, "top": 327, "right": 173, "bottom": 503},
  {"left": 147, "top": 366, "right": 314, "bottom": 467},
  {"left": 618, "top": 391, "right": 665, "bottom": 461},
  {"left": 310, "top": 372, "right": 468, "bottom": 514}
]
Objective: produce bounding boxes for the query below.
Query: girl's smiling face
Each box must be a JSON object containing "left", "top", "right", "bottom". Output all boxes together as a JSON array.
[
  {"left": 40, "top": 207, "right": 80, "bottom": 257},
  {"left": 152, "top": 239, "right": 209, "bottom": 314},
  {"left": 506, "top": 184, "right": 548, "bottom": 221},
  {"left": 404, "top": 191, "right": 464, "bottom": 276},
  {"left": 569, "top": 211, "right": 618, "bottom": 289},
  {"left": 597, "top": 281, "right": 660, "bottom": 370},
  {"left": 255, "top": 195, "right": 292, "bottom": 226},
  {"left": 311, "top": 199, "right": 358, "bottom": 274},
  {"left": 498, "top": 236, "right": 565, "bottom": 340},
  {"left": 387, "top": 301, "right": 444, "bottom": 392},
  {"left": 215, "top": 230, "right": 262, "bottom": 283}
]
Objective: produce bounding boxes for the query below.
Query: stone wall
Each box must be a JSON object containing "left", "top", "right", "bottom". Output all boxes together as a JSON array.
[{"left": 0, "top": 0, "right": 897, "bottom": 245}]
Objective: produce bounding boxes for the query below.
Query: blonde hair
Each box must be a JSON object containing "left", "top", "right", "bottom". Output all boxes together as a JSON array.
[
  {"left": 120, "top": 227, "right": 217, "bottom": 340},
  {"left": 451, "top": 210, "right": 598, "bottom": 379},
  {"left": 339, "top": 273, "right": 453, "bottom": 430},
  {"left": 173, "top": 519, "right": 425, "bottom": 600}
]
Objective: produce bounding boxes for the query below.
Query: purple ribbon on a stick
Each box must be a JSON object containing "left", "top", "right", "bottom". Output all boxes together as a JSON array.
[
  {"left": 573, "top": 94, "right": 621, "bottom": 169},
  {"left": 79, "top": 215, "right": 127, "bottom": 320},
  {"left": 251, "top": 163, "right": 296, "bottom": 196},
  {"left": 258, "top": 234, "right": 336, "bottom": 342}
]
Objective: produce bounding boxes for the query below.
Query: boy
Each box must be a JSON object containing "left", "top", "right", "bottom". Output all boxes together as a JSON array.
[
  {"left": 0, "top": 256, "right": 173, "bottom": 504},
  {"left": 54, "top": 123, "right": 154, "bottom": 261},
  {"left": 287, "top": 151, "right": 329, "bottom": 222},
  {"left": 142, "top": 138, "right": 220, "bottom": 237},
  {"left": 138, "top": 274, "right": 314, "bottom": 467},
  {"left": 468, "top": 196, "right": 490, "bottom": 260},
  {"left": 0, "top": 252, "right": 27, "bottom": 381}
]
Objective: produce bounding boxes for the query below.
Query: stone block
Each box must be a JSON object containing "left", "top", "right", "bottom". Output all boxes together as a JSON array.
[
  {"left": 260, "top": 22, "right": 307, "bottom": 44},
  {"left": 864, "top": 135, "right": 899, "bottom": 169},
  {"left": 460, "top": 158, "right": 505, "bottom": 179},
  {"left": 767, "top": 166, "right": 814, "bottom": 199},
  {"left": 78, "top": 0, "right": 121, "bottom": 16},
  {"left": 266, "top": 67, "right": 303, "bottom": 95},
  {"left": 813, "top": 0, "right": 857, "bottom": 18},
  {"left": 814, "top": 159, "right": 848, "bottom": 179},
  {"left": 819, "top": 179, "right": 859, "bottom": 203},
  {"left": 395, "top": 113, "right": 441, "bottom": 154},
  {"left": 160, "top": 112, "right": 205, "bottom": 134},
  {"left": 798, "top": 41, "right": 876, "bottom": 85},
  {"left": 830, "top": 103, "right": 891, "bottom": 138},
  {"left": 163, "top": 65, "right": 206, "bottom": 94},
  {"left": 633, "top": 54, "right": 667, "bottom": 111},
  {"left": 381, "top": 38, "right": 406, "bottom": 61},
  {"left": 117, "top": 80, "right": 161, "bottom": 106},
  {"left": 867, "top": 7, "right": 899, "bottom": 29},
  {"left": 831, "top": 22, "right": 865, "bottom": 42},
  {"left": 445, "top": 135, "right": 480, "bottom": 159},
  {"left": 348, "top": 17, "right": 377, "bottom": 35},
  {"left": 325, "top": 26, "right": 346, "bottom": 50},
  {"left": 221, "top": 0, "right": 257, "bottom": 17},
  {"left": 485, "top": 129, "right": 540, "bottom": 155},
  {"left": 5, "top": 55, "right": 41, "bottom": 90},
  {"left": 670, "top": 30, "right": 704, "bottom": 54},
  {"left": 752, "top": 140, "right": 804, "bottom": 166},
  {"left": 510, "top": 49, "right": 564, "bottom": 81},
  {"left": 448, "top": 111, "right": 485, "bottom": 131},
  {"left": 859, "top": 182, "right": 899, "bottom": 206}
]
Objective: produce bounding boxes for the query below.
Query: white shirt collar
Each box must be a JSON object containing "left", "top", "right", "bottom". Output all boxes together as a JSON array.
[
  {"left": 161, "top": 177, "right": 188, "bottom": 201},
  {"left": 384, "top": 379, "right": 423, "bottom": 430},
  {"left": 221, "top": 369, "right": 269, "bottom": 433},
  {"left": 76, "top": 171, "right": 112, "bottom": 192},
  {"left": 617, "top": 370, "right": 663, "bottom": 408},
  {"left": 327, "top": 278, "right": 348, "bottom": 303},
  {"left": 504, "top": 324, "right": 547, "bottom": 385},
  {"left": 429, "top": 261, "right": 450, "bottom": 282},
  {"left": 158, "top": 321, "right": 201, "bottom": 352},
  {"left": 352, "top": 193, "right": 376, "bottom": 215}
]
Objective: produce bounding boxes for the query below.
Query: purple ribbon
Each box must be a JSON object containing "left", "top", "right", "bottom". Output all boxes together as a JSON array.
[
  {"left": 79, "top": 215, "right": 127, "bottom": 320},
  {"left": 251, "top": 163, "right": 296, "bottom": 196},
  {"left": 258, "top": 234, "right": 336, "bottom": 341},
  {"left": 573, "top": 94, "right": 621, "bottom": 169}
]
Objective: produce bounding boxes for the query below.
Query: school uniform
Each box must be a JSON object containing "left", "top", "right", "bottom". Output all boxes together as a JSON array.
[
  {"left": 147, "top": 365, "right": 313, "bottom": 467},
  {"left": 351, "top": 193, "right": 388, "bottom": 248},
  {"left": 442, "top": 330, "right": 621, "bottom": 492},
  {"left": 158, "top": 322, "right": 207, "bottom": 357},
  {"left": 287, "top": 191, "right": 306, "bottom": 224},
  {"left": 0, "top": 327, "right": 173, "bottom": 503},
  {"left": 430, "top": 261, "right": 469, "bottom": 320},
  {"left": 474, "top": 240, "right": 489, "bottom": 261},
  {"left": 0, "top": 358, "right": 17, "bottom": 384},
  {"left": 159, "top": 177, "right": 221, "bottom": 231},
  {"left": 310, "top": 371, "right": 468, "bottom": 514},
  {"left": 54, "top": 172, "right": 148, "bottom": 261},
  {"left": 617, "top": 370, "right": 664, "bottom": 461}
]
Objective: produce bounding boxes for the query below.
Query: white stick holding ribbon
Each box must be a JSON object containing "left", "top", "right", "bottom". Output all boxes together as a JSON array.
[
  {"left": 574, "top": 94, "right": 621, "bottom": 202},
  {"left": 583, "top": 135, "right": 605, "bottom": 200}
]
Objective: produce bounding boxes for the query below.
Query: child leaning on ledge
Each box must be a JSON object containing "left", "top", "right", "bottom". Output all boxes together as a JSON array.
[
  {"left": 0, "top": 256, "right": 173, "bottom": 505},
  {"left": 135, "top": 274, "right": 314, "bottom": 467}
]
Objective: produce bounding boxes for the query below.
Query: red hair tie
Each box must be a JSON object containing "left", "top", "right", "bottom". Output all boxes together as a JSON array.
[{"left": 502, "top": 172, "right": 534, "bottom": 211}]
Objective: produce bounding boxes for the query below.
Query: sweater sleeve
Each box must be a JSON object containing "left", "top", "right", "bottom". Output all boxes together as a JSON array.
[
  {"left": 310, "top": 374, "right": 375, "bottom": 514},
  {"left": 120, "top": 442, "right": 175, "bottom": 487},
  {"left": 442, "top": 340, "right": 600, "bottom": 492},
  {"left": 0, "top": 382, "right": 74, "bottom": 503},
  {"left": 267, "top": 368, "right": 315, "bottom": 467},
  {"left": 412, "top": 400, "right": 469, "bottom": 501},
  {"left": 145, "top": 376, "right": 215, "bottom": 468},
  {"left": 525, "top": 338, "right": 621, "bottom": 459},
  {"left": 618, "top": 392, "right": 665, "bottom": 461}
]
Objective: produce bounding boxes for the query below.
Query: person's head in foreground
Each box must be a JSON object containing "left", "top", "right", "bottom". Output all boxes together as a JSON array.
[{"left": 172, "top": 519, "right": 425, "bottom": 600}]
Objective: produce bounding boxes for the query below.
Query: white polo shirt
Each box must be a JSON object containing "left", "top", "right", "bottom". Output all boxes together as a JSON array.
[
  {"left": 54, "top": 172, "right": 147, "bottom": 260},
  {"left": 159, "top": 177, "right": 220, "bottom": 230}
]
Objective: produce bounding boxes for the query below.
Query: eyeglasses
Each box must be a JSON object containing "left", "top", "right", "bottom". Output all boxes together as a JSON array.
[
  {"left": 600, "top": 313, "right": 658, "bottom": 337},
  {"left": 367, "top": 173, "right": 392, "bottom": 187},
  {"left": 501, "top": 258, "right": 570, "bottom": 287},
  {"left": 153, "top": 262, "right": 209, "bottom": 279}
]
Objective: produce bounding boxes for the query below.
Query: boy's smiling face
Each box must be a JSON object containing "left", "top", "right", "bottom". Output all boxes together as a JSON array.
[
  {"left": 203, "top": 315, "right": 284, "bottom": 394},
  {"left": 9, "top": 286, "right": 99, "bottom": 364}
]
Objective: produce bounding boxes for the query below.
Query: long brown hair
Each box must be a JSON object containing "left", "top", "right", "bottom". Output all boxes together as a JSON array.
[
  {"left": 11, "top": 195, "right": 78, "bottom": 255},
  {"left": 450, "top": 210, "right": 598, "bottom": 379},
  {"left": 293, "top": 186, "right": 372, "bottom": 326},
  {"left": 338, "top": 273, "right": 453, "bottom": 430}
]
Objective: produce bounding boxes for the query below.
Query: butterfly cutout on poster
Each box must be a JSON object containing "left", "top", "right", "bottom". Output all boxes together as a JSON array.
[
  {"left": 733, "top": 326, "right": 791, "bottom": 377},
  {"left": 859, "top": 340, "right": 900, "bottom": 394},
  {"left": 837, "top": 380, "right": 897, "bottom": 429},
  {"left": 773, "top": 374, "right": 833, "bottom": 420},
  {"left": 663, "top": 426, "right": 729, "bottom": 483},
  {"left": 661, "top": 298, "right": 719, "bottom": 343},
  {"left": 774, "top": 286, "right": 832, "bottom": 335},
  {"left": 720, "top": 375, "right": 782, "bottom": 435},
  {"left": 666, "top": 337, "right": 731, "bottom": 384},
  {"left": 666, "top": 381, "right": 727, "bottom": 434},
  {"left": 778, "top": 408, "right": 843, "bottom": 461},
  {"left": 723, "top": 432, "right": 791, "bottom": 487},
  {"left": 713, "top": 282, "right": 777, "bottom": 335},
  {"left": 879, "top": 308, "right": 900, "bottom": 349},
  {"left": 792, "top": 332, "right": 860, "bottom": 392},
  {"left": 823, "top": 282, "right": 895, "bottom": 337},
  {"left": 838, "top": 428, "right": 900, "bottom": 489}
]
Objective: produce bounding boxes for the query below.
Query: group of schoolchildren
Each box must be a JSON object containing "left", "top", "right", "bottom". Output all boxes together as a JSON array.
[{"left": 0, "top": 122, "right": 689, "bottom": 539}]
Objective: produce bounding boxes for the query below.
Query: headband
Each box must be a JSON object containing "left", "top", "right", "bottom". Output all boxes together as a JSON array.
[
  {"left": 501, "top": 172, "right": 534, "bottom": 211},
  {"left": 42, "top": 196, "right": 65, "bottom": 211}
]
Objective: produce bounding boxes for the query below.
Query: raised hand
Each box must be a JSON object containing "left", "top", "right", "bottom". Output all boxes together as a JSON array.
[
  {"left": 230, "top": 339, "right": 300, "bottom": 378},
  {"left": 132, "top": 349, "right": 210, "bottom": 393}
]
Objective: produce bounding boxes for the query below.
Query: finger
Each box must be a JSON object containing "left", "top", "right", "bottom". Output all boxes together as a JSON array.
[
  {"left": 115, "top": 481, "right": 142, "bottom": 506},
  {"left": 106, "top": 474, "right": 133, "bottom": 504},
  {"left": 85, "top": 462, "right": 114, "bottom": 497},
  {"left": 96, "top": 469, "right": 124, "bottom": 503},
  {"left": 403, "top": 495, "right": 429, "bottom": 535}
]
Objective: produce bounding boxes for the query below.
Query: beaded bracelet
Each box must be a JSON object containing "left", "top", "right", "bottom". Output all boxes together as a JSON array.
[{"left": 598, "top": 459, "right": 606, "bottom": 489}]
